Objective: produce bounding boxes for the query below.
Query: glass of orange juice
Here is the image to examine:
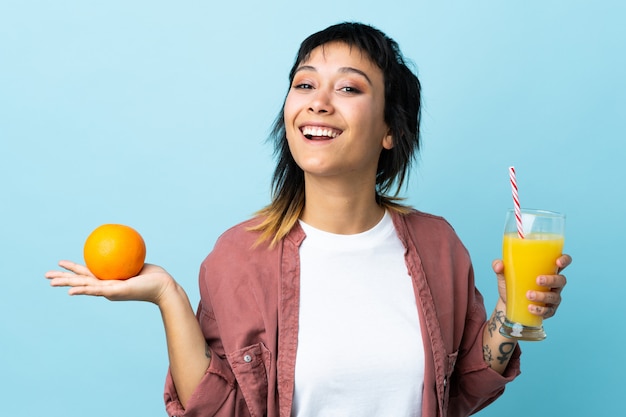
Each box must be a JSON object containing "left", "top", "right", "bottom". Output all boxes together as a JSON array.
[{"left": 499, "top": 209, "right": 565, "bottom": 341}]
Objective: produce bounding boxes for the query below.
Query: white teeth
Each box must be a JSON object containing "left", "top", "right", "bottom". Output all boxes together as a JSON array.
[{"left": 302, "top": 126, "right": 339, "bottom": 138}]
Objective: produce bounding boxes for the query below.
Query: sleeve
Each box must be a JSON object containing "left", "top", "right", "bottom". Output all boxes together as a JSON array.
[
  {"left": 448, "top": 287, "right": 522, "bottom": 417},
  {"left": 163, "top": 345, "right": 241, "bottom": 417}
]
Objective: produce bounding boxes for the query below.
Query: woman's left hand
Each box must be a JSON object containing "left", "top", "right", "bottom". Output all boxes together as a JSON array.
[{"left": 492, "top": 254, "right": 572, "bottom": 319}]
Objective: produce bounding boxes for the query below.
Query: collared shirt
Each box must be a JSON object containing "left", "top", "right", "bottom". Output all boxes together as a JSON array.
[{"left": 164, "top": 209, "right": 521, "bottom": 417}]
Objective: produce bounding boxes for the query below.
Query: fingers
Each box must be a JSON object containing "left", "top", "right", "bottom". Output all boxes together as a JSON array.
[
  {"left": 528, "top": 288, "right": 561, "bottom": 306},
  {"left": 47, "top": 272, "right": 126, "bottom": 298},
  {"left": 55, "top": 260, "right": 95, "bottom": 277},
  {"left": 46, "top": 260, "right": 109, "bottom": 296},
  {"left": 535, "top": 254, "right": 571, "bottom": 319},
  {"left": 46, "top": 261, "right": 92, "bottom": 284},
  {"left": 67, "top": 280, "right": 122, "bottom": 298},
  {"left": 557, "top": 254, "right": 573, "bottom": 273},
  {"left": 46, "top": 271, "right": 100, "bottom": 290},
  {"left": 491, "top": 259, "right": 504, "bottom": 274},
  {"left": 528, "top": 303, "right": 558, "bottom": 319},
  {"left": 527, "top": 273, "right": 566, "bottom": 319},
  {"left": 538, "top": 272, "right": 567, "bottom": 292}
]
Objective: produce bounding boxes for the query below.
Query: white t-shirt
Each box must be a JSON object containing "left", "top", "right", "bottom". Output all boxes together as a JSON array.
[{"left": 292, "top": 211, "right": 424, "bottom": 417}]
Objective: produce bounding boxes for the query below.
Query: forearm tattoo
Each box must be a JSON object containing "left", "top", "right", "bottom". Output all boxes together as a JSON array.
[
  {"left": 497, "top": 342, "right": 515, "bottom": 365},
  {"left": 483, "top": 342, "right": 516, "bottom": 367},
  {"left": 484, "top": 309, "right": 514, "bottom": 367},
  {"left": 483, "top": 345, "right": 493, "bottom": 364},
  {"left": 487, "top": 310, "right": 506, "bottom": 337}
]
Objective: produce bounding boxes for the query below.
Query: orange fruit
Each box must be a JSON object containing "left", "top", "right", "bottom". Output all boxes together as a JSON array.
[{"left": 83, "top": 224, "right": 146, "bottom": 280}]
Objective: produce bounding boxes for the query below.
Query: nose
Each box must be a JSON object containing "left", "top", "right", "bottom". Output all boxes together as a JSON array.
[{"left": 308, "top": 89, "right": 333, "bottom": 114}]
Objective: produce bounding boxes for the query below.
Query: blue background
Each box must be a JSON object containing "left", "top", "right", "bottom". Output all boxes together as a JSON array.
[{"left": 1, "top": 1, "right": 624, "bottom": 416}]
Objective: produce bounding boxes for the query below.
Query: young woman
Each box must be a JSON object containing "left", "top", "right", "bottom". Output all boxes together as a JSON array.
[{"left": 47, "top": 22, "right": 571, "bottom": 417}]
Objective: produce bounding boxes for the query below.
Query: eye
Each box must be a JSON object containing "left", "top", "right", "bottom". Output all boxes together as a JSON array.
[
  {"left": 339, "top": 86, "right": 362, "bottom": 94},
  {"left": 293, "top": 82, "right": 314, "bottom": 90}
]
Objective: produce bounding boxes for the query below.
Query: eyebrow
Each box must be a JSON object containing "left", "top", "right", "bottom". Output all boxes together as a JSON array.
[{"left": 294, "top": 65, "right": 373, "bottom": 86}]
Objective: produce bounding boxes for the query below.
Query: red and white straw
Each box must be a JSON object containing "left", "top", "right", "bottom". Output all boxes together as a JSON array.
[{"left": 509, "top": 166, "right": 524, "bottom": 239}]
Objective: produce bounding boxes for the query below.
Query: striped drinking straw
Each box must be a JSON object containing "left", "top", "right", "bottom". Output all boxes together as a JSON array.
[{"left": 509, "top": 166, "right": 525, "bottom": 239}]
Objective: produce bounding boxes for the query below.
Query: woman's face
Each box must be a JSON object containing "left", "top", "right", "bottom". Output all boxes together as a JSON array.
[{"left": 283, "top": 41, "right": 392, "bottom": 184}]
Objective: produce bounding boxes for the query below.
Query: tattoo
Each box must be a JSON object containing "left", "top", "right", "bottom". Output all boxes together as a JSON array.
[
  {"left": 487, "top": 318, "right": 496, "bottom": 338},
  {"left": 205, "top": 343, "right": 212, "bottom": 360},
  {"left": 495, "top": 310, "right": 506, "bottom": 325},
  {"left": 483, "top": 345, "right": 493, "bottom": 367},
  {"left": 497, "top": 342, "right": 515, "bottom": 365},
  {"left": 487, "top": 310, "right": 506, "bottom": 337}
]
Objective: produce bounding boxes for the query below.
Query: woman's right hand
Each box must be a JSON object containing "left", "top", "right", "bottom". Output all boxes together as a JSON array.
[{"left": 45, "top": 260, "right": 175, "bottom": 305}]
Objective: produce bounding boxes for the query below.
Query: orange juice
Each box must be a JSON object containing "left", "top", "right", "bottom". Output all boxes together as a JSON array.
[{"left": 502, "top": 233, "right": 564, "bottom": 327}]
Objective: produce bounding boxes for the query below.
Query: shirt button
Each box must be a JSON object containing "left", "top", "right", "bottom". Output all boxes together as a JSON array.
[{"left": 244, "top": 354, "right": 252, "bottom": 363}]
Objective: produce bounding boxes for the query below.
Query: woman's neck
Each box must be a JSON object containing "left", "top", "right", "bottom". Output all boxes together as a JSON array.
[{"left": 300, "top": 177, "right": 384, "bottom": 235}]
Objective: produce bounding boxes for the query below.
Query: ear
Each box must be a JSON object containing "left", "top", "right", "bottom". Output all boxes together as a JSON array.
[{"left": 382, "top": 131, "right": 394, "bottom": 150}]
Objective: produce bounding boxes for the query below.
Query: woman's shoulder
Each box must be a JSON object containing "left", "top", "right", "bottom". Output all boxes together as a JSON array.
[
  {"left": 198, "top": 216, "right": 278, "bottom": 281},
  {"left": 393, "top": 208, "right": 468, "bottom": 252},
  {"left": 394, "top": 208, "right": 457, "bottom": 234},
  {"left": 208, "top": 216, "right": 270, "bottom": 254}
]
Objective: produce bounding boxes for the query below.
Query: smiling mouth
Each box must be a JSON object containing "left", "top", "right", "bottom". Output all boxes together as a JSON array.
[{"left": 301, "top": 126, "right": 341, "bottom": 140}]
